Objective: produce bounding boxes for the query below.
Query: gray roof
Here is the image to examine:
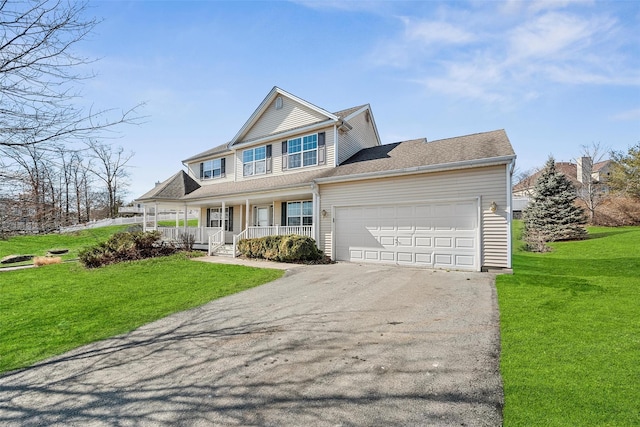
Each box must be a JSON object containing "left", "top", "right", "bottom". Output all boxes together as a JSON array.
[
  {"left": 182, "top": 142, "right": 231, "bottom": 163},
  {"left": 334, "top": 104, "right": 367, "bottom": 120},
  {"left": 138, "top": 129, "right": 515, "bottom": 202},
  {"left": 325, "top": 129, "right": 515, "bottom": 179},
  {"left": 137, "top": 170, "right": 200, "bottom": 201}
]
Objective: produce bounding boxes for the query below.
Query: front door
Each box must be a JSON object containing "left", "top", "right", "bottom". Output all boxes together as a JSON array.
[{"left": 257, "top": 207, "right": 269, "bottom": 226}]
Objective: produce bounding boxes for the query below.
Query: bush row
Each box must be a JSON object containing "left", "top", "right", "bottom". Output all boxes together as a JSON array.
[
  {"left": 78, "top": 231, "right": 178, "bottom": 268},
  {"left": 237, "top": 235, "right": 322, "bottom": 262}
]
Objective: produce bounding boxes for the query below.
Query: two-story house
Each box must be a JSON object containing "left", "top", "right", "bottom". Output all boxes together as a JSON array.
[{"left": 137, "top": 87, "right": 516, "bottom": 271}]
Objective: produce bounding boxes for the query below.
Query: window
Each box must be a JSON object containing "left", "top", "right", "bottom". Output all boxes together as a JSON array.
[
  {"left": 286, "top": 201, "right": 313, "bottom": 226},
  {"left": 200, "top": 158, "right": 225, "bottom": 180},
  {"left": 243, "top": 146, "right": 267, "bottom": 176},
  {"left": 288, "top": 134, "right": 317, "bottom": 169},
  {"left": 282, "top": 132, "right": 324, "bottom": 170},
  {"left": 207, "top": 207, "right": 233, "bottom": 232}
]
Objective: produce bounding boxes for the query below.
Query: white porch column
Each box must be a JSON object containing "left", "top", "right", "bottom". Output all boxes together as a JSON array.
[
  {"left": 175, "top": 210, "right": 179, "bottom": 227},
  {"left": 312, "top": 183, "right": 320, "bottom": 241},
  {"left": 221, "top": 201, "right": 226, "bottom": 231},
  {"left": 183, "top": 204, "right": 188, "bottom": 233},
  {"left": 142, "top": 205, "right": 147, "bottom": 231},
  {"left": 154, "top": 203, "right": 158, "bottom": 230},
  {"left": 245, "top": 199, "right": 250, "bottom": 229}
]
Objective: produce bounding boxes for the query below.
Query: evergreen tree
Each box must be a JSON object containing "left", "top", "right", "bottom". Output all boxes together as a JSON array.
[{"left": 523, "top": 157, "right": 587, "bottom": 251}]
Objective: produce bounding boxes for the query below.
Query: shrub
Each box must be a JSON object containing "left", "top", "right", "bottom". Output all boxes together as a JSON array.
[
  {"left": 34, "top": 256, "right": 62, "bottom": 266},
  {"left": 237, "top": 235, "right": 322, "bottom": 262},
  {"left": 78, "top": 231, "right": 178, "bottom": 268},
  {"left": 178, "top": 232, "right": 196, "bottom": 251}
]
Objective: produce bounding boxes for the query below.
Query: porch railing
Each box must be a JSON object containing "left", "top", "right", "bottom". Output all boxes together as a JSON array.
[
  {"left": 157, "top": 226, "right": 221, "bottom": 243},
  {"left": 232, "top": 225, "right": 313, "bottom": 258},
  {"left": 208, "top": 229, "right": 225, "bottom": 255}
]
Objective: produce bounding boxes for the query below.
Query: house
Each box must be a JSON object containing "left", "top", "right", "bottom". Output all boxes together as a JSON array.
[
  {"left": 137, "top": 87, "right": 516, "bottom": 271},
  {"left": 513, "top": 158, "right": 612, "bottom": 220}
]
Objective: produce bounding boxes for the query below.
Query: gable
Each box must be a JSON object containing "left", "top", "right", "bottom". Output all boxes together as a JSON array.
[{"left": 242, "top": 95, "right": 331, "bottom": 142}]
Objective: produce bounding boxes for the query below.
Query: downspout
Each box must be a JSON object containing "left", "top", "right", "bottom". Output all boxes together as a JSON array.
[
  {"left": 507, "top": 159, "right": 516, "bottom": 269},
  {"left": 333, "top": 124, "right": 339, "bottom": 167}
]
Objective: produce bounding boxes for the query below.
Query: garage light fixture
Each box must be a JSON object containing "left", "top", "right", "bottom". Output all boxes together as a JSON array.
[{"left": 490, "top": 201, "right": 497, "bottom": 213}]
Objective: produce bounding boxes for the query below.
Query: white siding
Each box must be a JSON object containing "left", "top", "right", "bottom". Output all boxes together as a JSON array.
[
  {"left": 186, "top": 155, "right": 235, "bottom": 185},
  {"left": 234, "top": 125, "right": 336, "bottom": 182},
  {"left": 319, "top": 165, "right": 510, "bottom": 269},
  {"left": 338, "top": 110, "right": 380, "bottom": 165},
  {"left": 243, "top": 96, "right": 329, "bottom": 141}
]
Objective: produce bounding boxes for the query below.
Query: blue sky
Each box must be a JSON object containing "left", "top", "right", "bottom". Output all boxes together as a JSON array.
[{"left": 79, "top": 0, "right": 640, "bottom": 200}]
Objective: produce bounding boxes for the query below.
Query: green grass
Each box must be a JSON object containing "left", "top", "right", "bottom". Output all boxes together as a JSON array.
[
  {"left": 156, "top": 219, "right": 198, "bottom": 227},
  {"left": 0, "top": 225, "right": 130, "bottom": 266},
  {"left": 0, "top": 254, "right": 283, "bottom": 373},
  {"left": 497, "top": 221, "right": 640, "bottom": 426}
]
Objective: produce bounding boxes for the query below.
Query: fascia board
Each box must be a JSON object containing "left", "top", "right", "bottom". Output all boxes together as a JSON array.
[
  {"left": 230, "top": 87, "right": 339, "bottom": 146},
  {"left": 342, "top": 104, "right": 382, "bottom": 147}
]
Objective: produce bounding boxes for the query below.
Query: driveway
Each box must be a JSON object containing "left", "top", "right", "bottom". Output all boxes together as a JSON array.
[{"left": 0, "top": 262, "right": 502, "bottom": 426}]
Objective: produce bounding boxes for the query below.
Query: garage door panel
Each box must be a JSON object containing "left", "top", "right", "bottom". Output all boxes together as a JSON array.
[
  {"left": 434, "top": 237, "right": 452, "bottom": 248},
  {"left": 397, "top": 252, "right": 413, "bottom": 263},
  {"left": 397, "top": 236, "right": 412, "bottom": 246},
  {"left": 335, "top": 200, "right": 478, "bottom": 271},
  {"left": 455, "top": 237, "right": 475, "bottom": 249},
  {"left": 415, "top": 237, "right": 432, "bottom": 247}
]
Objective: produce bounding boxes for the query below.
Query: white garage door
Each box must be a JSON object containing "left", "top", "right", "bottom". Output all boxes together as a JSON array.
[{"left": 334, "top": 200, "right": 479, "bottom": 270}]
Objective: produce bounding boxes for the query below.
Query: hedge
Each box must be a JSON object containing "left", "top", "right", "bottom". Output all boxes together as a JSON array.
[
  {"left": 237, "top": 234, "right": 322, "bottom": 262},
  {"left": 78, "top": 231, "right": 178, "bottom": 268}
]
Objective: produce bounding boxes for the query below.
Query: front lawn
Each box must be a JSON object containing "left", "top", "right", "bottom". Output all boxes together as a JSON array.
[
  {"left": 497, "top": 222, "right": 639, "bottom": 426},
  {"left": 0, "top": 225, "right": 130, "bottom": 266},
  {"left": 0, "top": 255, "right": 283, "bottom": 374}
]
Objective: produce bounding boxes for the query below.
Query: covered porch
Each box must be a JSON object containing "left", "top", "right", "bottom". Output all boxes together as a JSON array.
[{"left": 142, "top": 186, "right": 320, "bottom": 257}]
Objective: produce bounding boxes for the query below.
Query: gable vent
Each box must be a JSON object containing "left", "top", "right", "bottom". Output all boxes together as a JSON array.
[{"left": 275, "top": 96, "right": 283, "bottom": 110}]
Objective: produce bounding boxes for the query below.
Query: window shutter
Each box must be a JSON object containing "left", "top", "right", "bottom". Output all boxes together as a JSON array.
[
  {"left": 281, "top": 141, "right": 288, "bottom": 170},
  {"left": 220, "top": 158, "right": 226, "bottom": 177},
  {"left": 281, "top": 202, "right": 287, "bottom": 226},
  {"left": 199, "top": 163, "right": 204, "bottom": 179},
  {"left": 227, "top": 206, "right": 233, "bottom": 232},
  {"left": 206, "top": 208, "right": 210, "bottom": 227},
  {"left": 266, "top": 144, "right": 272, "bottom": 174},
  {"left": 318, "top": 132, "right": 326, "bottom": 165}
]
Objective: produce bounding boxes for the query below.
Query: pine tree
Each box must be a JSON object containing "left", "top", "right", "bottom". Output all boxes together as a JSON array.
[{"left": 523, "top": 157, "right": 587, "bottom": 251}]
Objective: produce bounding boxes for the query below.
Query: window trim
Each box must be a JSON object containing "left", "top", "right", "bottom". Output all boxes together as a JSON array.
[
  {"left": 207, "top": 206, "right": 233, "bottom": 232},
  {"left": 287, "top": 133, "right": 318, "bottom": 169},
  {"left": 200, "top": 157, "right": 225, "bottom": 180},
  {"left": 242, "top": 145, "right": 271, "bottom": 177},
  {"left": 286, "top": 200, "right": 313, "bottom": 226}
]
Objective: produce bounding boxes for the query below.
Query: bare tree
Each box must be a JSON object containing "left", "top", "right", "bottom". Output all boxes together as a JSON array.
[
  {"left": 86, "top": 140, "right": 133, "bottom": 218},
  {"left": 0, "top": 0, "right": 141, "bottom": 155},
  {"left": 575, "top": 142, "right": 609, "bottom": 223}
]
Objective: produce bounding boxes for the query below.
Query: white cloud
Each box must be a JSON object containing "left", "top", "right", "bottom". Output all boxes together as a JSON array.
[
  {"left": 610, "top": 108, "right": 640, "bottom": 121},
  {"left": 368, "top": 3, "right": 639, "bottom": 105},
  {"left": 401, "top": 18, "right": 475, "bottom": 45}
]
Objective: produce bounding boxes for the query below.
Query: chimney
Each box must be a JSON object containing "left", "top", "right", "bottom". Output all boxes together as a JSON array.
[{"left": 577, "top": 156, "right": 593, "bottom": 184}]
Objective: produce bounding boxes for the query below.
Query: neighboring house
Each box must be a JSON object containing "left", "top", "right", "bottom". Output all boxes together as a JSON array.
[
  {"left": 137, "top": 87, "right": 516, "bottom": 271},
  {"left": 513, "top": 158, "right": 611, "bottom": 198}
]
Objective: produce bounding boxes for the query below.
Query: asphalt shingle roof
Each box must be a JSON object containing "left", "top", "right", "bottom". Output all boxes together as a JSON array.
[
  {"left": 137, "top": 170, "right": 200, "bottom": 201},
  {"left": 138, "top": 129, "right": 515, "bottom": 202}
]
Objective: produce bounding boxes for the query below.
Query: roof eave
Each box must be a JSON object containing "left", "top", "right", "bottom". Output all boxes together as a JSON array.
[
  {"left": 315, "top": 155, "right": 517, "bottom": 185},
  {"left": 230, "top": 87, "right": 339, "bottom": 146}
]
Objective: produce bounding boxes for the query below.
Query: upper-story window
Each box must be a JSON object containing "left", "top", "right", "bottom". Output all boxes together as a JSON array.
[
  {"left": 282, "top": 132, "right": 325, "bottom": 171},
  {"left": 200, "top": 158, "right": 225, "bottom": 180},
  {"left": 242, "top": 145, "right": 272, "bottom": 176}
]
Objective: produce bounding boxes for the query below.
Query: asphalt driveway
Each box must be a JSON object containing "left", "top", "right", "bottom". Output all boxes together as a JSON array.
[{"left": 0, "top": 262, "right": 503, "bottom": 426}]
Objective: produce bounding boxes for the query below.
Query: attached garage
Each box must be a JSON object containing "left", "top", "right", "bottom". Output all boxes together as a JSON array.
[{"left": 334, "top": 199, "right": 480, "bottom": 271}]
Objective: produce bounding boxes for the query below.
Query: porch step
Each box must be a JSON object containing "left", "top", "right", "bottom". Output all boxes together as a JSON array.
[{"left": 211, "top": 244, "right": 235, "bottom": 257}]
